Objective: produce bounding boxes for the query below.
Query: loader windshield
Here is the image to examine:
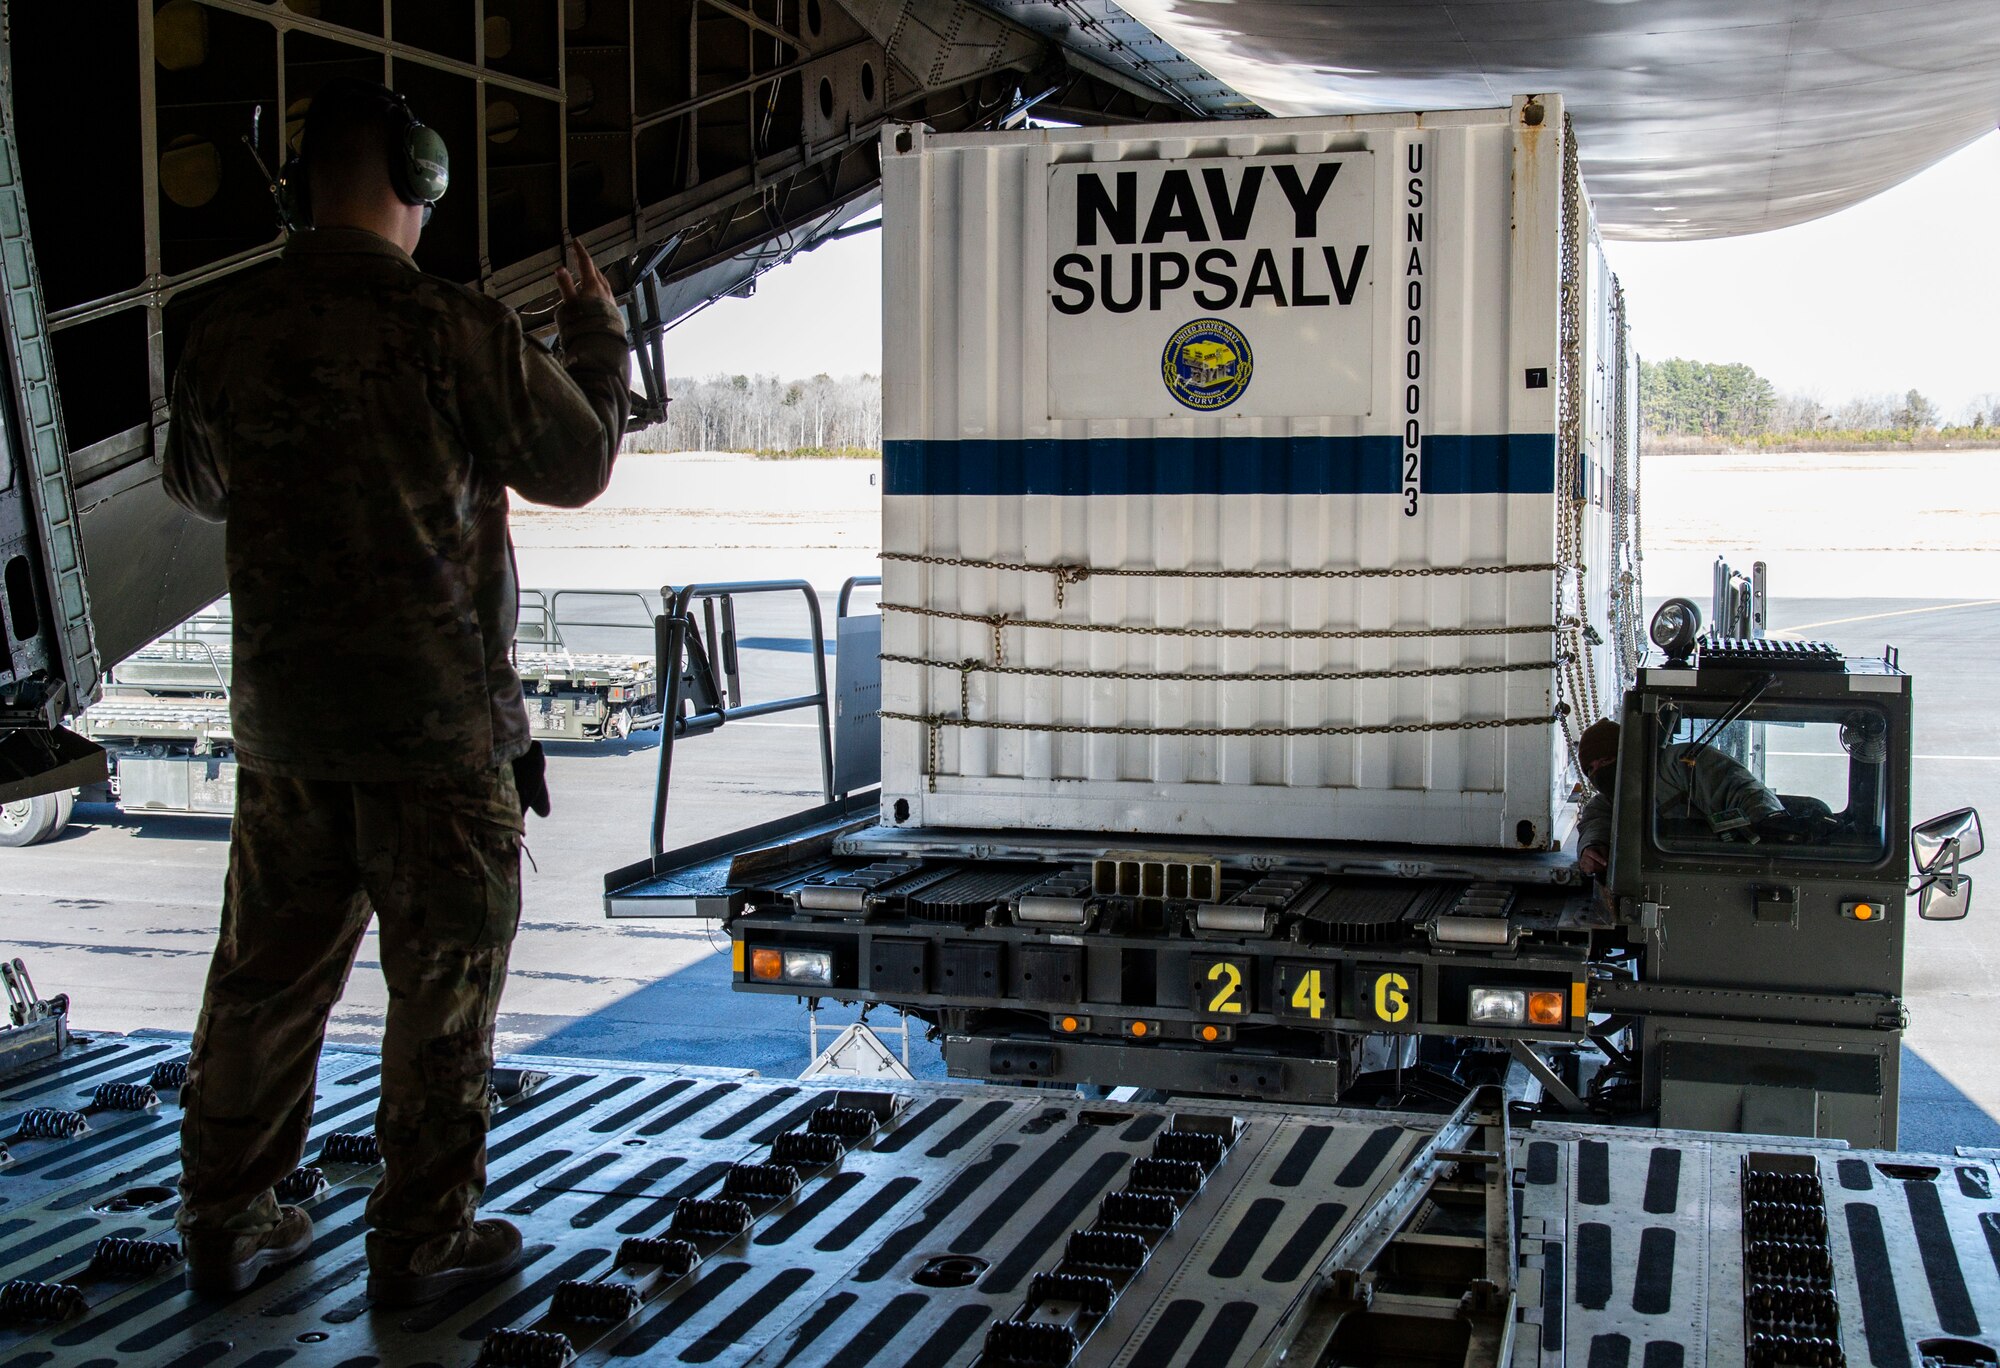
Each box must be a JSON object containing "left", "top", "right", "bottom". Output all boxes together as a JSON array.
[{"left": 1650, "top": 701, "right": 1890, "bottom": 862}]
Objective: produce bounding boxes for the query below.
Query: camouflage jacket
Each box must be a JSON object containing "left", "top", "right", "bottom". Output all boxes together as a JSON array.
[
  {"left": 163, "top": 228, "right": 630, "bottom": 781},
  {"left": 1577, "top": 743, "right": 1786, "bottom": 853}
]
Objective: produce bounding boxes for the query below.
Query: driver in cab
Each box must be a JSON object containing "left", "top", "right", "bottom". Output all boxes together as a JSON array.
[{"left": 1574, "top": 717, "right": 1788, "bottom": 875}]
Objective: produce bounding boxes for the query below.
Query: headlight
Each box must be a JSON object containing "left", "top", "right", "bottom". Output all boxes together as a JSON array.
[
  {"left": 746, "top": 946, "right": 836, "bottom": 986},
  {"left": 1469, "top": 987, "right": 1567, "bottom": 1028},
  {"left": 782, "top": 949, "right": 835, "bottom": 987},
  {"left": 1649, "top": 597, "right": 1702, "bottom": 660}
]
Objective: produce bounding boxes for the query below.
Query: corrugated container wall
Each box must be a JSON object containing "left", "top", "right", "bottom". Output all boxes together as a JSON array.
[{"left": 879, "top": 97, "right": 1642, "bottom": 850}]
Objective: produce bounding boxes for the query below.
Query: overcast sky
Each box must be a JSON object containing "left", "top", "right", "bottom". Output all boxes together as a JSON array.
[{"left": 660, "top": 130, "right": 2000, "bottom": 420}]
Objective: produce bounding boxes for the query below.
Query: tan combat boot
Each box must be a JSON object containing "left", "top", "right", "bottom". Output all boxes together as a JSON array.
[
  {"left": 366, "top": 1218, "right": 524, "bottom": 1307},
  {"left": 182, "top": 1204, "right": 314, "bottom": 1295}
]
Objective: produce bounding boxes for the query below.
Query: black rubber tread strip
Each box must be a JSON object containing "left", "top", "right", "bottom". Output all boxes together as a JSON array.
[
  {"left": 1642, "top": 1344, "right": 1685, "bottom": 1368},
  {"left": 702, "top": 1086, "right": 801, "bottom": 1140},
  {"left": 1642, "top": 1148, "right": 1681, "bottom": 1215},
  {"left": 1587, "top": 1334, "right": 1631, "bottom": 1368},
  {"left": 563, "top": 1155, "right": 691, "bottom": 1229},
  {"left": 1955, "top": 1165, "right": 1992, "bottom": 1200},
  {"left": 0, "top": 1217, "right": 98, "bottom": 1276},
  {"left": 950, "top": 1127, "right": 1097, "bottom": 1253},
  {"left": 155, "top": 1343, "right": 233, "bottom": 1368},
  {"left": 487, "top": 1076, "right": 629, "bottom": 1162},
  {"left": 1120, "top": 1112, "right": 1166, "bottom": 1144},
  {"left": 757, "top": 1171, "right": 865, "bottom": 1246},
  {"left": 612, "top": 1161, "right": 731, "bottom": 1236},
  {"left": 1837, "top": 1157, "right": 1874, "bottom": 1191},
  {"left": 1207, "top": 1197, "right": 1285, "bottom": 1279},
  {"left": 1575, "top": 1222, "right": 1613, "bottom": 1310},
  {"left": 1129, "top": 1299, "right": 1206, "bottom": 1365},
  {"left": 1845, "top": 1202, "right": 1912, "bottom": 1368},
  {"left": 771, "top": 1290, "right": 859, "bottom": 1368},
  {"left": 867, "top": 1098, "right": 954, "bottom": 1153},
  {"left": 1260, "top": 1201, "right": 1348, "bottom": 1283},
  {"left": 1526, "top": 1140, "right": 1558, "bottom": 1186},
  {"left": 819, "top": 1290, "right": 928, "bottom": 1368},
  {"left": 1631, "top": 1226, "right": 1676, "bottom": 1315},
  {"left": 1578, "top": 1140, "right": 1610, "bottom": 1206},
  {"left": 925, "top": 1100, "right": 1013, "bottom": 1159},
  {"left": 1185, "top": 1301, "right": 1258, "bottom": 1367},
  {"left": 1983, "top": 1211, "right": 2000, "bottom": 1280},
  {"left": 515, "top": 1151, "right": 622, "bottom": 1213},
  {"left": 1272, "top": 1125, "right": 1333, "bottom": 1187},
  {"left": 635, "top": 1083, "right": 739, "bottom": 1137},
  {"left": 1904, "top": 1178, "right": 1980, "bottom": 1335},
  {"left": 1333, "top": 1126, "right": 1403, "bottom": 1188},
  {"left": 446, "top": 1247, "right": 606, "bottom": 1339},
  {"left": 587, "top": 1079, "right": 693, "bottom": 1134},
  {"left": 678, "top": 1266, "right": 816, "bottom": 1364},
  {"left": 237, "top": 1351, "right": 296, "bottom": 1368},
  {"left": 903, "top": 1304, "right": 994, "bottom": 1368},
  {"left": 853, "top": 1144, "right": 1017, "bottom": 1282},
  {"left": 257, "top": 1252, "right": 369, "bottom": 1319},
  {"left": 978, "top": 1152, "right": 1133, "bottom": 1294},
  {"left": 815, "top": 1176, "right": 923, "bottom": 1254},
  {"left": 606, "top": 1259, "right": 753, "bottom": 1357},
  {"left": 1541, "top": 1238, "right": 1565, "bottom": 1351}
]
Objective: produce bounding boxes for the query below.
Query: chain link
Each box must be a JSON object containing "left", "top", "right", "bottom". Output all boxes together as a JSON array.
[
  {"left": 891, "top": 708, "right": 1564, "bottom": 791},
  {"left": 881, "top": 551, "right": 1566, "bottom": 609},
  {"left": 882, "top": 602, "right": 1554, "bottom": 672},
  {"left": 1553, "top": 110, "right": 1602, "bottom": 784}
]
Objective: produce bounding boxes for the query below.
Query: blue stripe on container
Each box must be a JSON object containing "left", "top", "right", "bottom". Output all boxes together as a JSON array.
[{"left": 883, "top": 434, "right": 1554, "bottom": 497}]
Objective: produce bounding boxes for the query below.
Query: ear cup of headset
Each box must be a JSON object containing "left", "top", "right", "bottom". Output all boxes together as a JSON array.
[{"left": 398, "top": 122, "right": 450, "bottom": 207}]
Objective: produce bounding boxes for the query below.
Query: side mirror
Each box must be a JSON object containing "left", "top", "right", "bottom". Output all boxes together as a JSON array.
[
  {"left": 1912, "top": 807, "right": 1983, "bottom": 873},
  {"left": 1919, "top": 874, "right": 1973, "bottom": 922}
]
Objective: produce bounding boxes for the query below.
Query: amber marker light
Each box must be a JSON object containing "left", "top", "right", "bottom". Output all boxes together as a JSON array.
[
  {"left": 1199, "top": 1024, "right": 1220, "bottom": 1042},
  {"left": 1128, "top": 1020, "right": 1158, "bottom": 1038},
  {"left": 1854, "top": 903, "right": 1875, "bottom": 921},
  {"left": 749, "top": 948, "right": 785, "bottom": 981},
  {"left": 1526, "top": 990, "right": 1566, "bottom": 1027},
  {"left": 1059, "top": 1016, "right": 1080, "bottom": 1033}
]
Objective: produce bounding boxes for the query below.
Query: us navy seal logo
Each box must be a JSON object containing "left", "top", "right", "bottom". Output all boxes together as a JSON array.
[{"left": 1162, "top": 318, "right": 1253, "bottom": 411}]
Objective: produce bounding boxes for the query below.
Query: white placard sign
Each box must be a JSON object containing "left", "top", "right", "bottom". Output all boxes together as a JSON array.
[{"left": 1045, "top": 152, "right": 1375, "bottom": 420}]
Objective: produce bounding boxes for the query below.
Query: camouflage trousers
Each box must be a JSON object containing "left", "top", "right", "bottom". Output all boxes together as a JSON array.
[{"left": 177, "top": 764, "right": 523, "bottom": 1264}]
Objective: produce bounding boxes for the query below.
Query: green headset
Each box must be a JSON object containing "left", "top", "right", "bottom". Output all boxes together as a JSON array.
[{"left": 276, "top": 78, "right": 450, "bottom": 230}]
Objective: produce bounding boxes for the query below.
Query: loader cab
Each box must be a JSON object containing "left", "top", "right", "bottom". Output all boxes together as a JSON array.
[{"left": 1605, "top": 636, "right": 1916, "bottom": 994}]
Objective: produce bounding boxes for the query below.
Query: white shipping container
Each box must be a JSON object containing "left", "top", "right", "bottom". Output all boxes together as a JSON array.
[{"left": 879, "top": 96, "right": 1641, "bottom": 851}]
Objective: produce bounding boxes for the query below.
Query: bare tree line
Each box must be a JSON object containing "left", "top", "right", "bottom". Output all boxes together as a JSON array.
[{"left": 625, "top": 373, "right": 882, "bottom": 456}]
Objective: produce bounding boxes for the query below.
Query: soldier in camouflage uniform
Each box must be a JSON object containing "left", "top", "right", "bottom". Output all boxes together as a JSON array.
[
  {"left": 162, "top": 78, "right": 630, "bottom": 1302},
  {"left": 1575, "top": 717, "right": 1788, "bottom": 873}
]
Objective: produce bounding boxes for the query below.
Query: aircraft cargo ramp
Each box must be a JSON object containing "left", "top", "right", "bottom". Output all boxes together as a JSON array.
[{"left": 0, "top": 1035, "right": 1995, "bottom": 1366}]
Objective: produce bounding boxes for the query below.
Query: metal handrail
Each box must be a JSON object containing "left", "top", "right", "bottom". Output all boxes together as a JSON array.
[
  {"left": 651, "top": 579, "right": 834, "bottom": 857},
  {"left": 546, "top": 589, "right": 659, "bottom": 642},
  {"left": 837, "top": 575, "right": 881, "bottom": 619},
  {"left": 517, "top": 589, "right": 660, "bottom": 654}
]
